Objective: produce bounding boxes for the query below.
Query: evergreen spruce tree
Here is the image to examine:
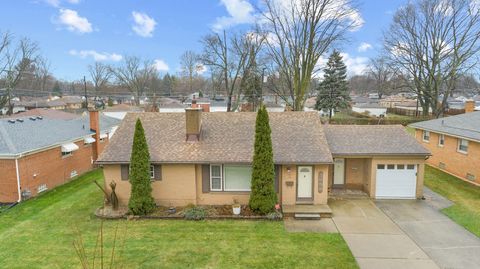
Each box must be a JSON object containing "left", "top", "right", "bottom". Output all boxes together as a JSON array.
[
  {"left": 128, "top": 119, "right": 156, "bottom": 215},
  {"left": 315, "top": 50, "right": 350, "bottom": 119},
  {"left": 249, "top": 105, "right": 277, "bottom": 214}
]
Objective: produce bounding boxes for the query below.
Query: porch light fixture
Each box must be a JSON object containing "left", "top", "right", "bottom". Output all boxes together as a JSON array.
[{"left": 287, "top": 166, "right": 291, "bottom": 173}]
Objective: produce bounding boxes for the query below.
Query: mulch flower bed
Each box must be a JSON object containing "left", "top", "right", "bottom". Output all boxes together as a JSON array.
[{"left": 96, "top": 204, "right": 282, "bottom": 220}]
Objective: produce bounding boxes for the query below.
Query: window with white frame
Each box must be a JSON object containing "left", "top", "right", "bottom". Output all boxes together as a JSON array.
[
  {"left": 458, "top": 139, "right": 468, "bottom": 153},
  {"left": 210, "top": 165, "right": 223, "bottom": 191},
  {"left": 210, "top": 164, "right": 252, "bottom": 191},
  {"left": 150, "top": 165, "right": 155, "bottom": 179},
  {"left": 224, "top": 165, "right": 252, "bottom": 191},
  {"left": 423, "top": 130, "right": 430, "bottom": 142},
  {"left": 438, "top": 134, "right": 445, "bottom": 147}
]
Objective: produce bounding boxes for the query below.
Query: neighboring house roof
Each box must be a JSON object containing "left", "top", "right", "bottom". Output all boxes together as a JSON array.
[
  {"left": 97, "top": 112, "right": 333, "bottom": 165},
  {"left": 3, "top": 108, "right": 80, "bottom": 120},
  {"left": 324, "top": 125, "right": 430, "bottom": 156},
  {"left": 0, "top": 114, "right": 120, "bottom": 157},
  {"left": 410, "top": 112, "right": 480, "bottom": 142},
  {"left": 353, "top": 103, "right": 386, "bottom": 109},
  {"left": 103, "top": 104, "right": 144, "bottom": 112}
]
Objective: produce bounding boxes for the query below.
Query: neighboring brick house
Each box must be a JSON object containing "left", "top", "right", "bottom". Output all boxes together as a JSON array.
[
  {"left": 410, "top": 103, "right": 480, "bottom": 185},
  {"left": 0, "top": 111, "right": 120, "bottom": 203},
  {"left": 97, "top": 109, "right": 429, "bottom": 214}
]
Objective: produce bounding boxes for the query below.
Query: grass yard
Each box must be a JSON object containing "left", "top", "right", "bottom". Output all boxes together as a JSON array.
[
  {"left": 0, "top": 169, "right": 357, "bottom": 269},
  {"left": 424, "top": 165, "right": 480, "bottom": 237}
]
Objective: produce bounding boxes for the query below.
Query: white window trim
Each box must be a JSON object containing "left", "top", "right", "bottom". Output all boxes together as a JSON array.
[
  {"left": 150, "top": 165, "right": 155, "bottom": 180},
  {"left": 210, "top": 164, "right": 223, "bottom": 191},
  {"left": 457, "top": 139, "right": 468, "bottom": 154},
  {"left": 223, "top": 165, "right": 252, "bottom": 192},
  {"left": 422, "top": 131, "right": 430, "bottom": 142},
  {"left": 438, "top": 134, "right": 445, "bottom": 147}
]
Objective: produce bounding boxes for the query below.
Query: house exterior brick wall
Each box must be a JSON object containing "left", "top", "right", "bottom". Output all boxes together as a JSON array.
[
  {"left": 415, "top": 129, "right": 480, "bottom": 184},
  {"left": 0, "top": 137, "right": 110, "bottom": 203}
]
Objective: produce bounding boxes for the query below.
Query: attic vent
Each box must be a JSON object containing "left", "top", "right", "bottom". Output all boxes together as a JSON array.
[
  {"left": 16, "top": 118, "right": 24, "bottom": 123},
  {"left": 36, "top": 116, "right": 43, "bottom": 120},
  {"left": 7, "top": 119, "right": 15, "bottom": 124},
  {"left": 29, "top": 117, "right": 37, "bottom": 121}
]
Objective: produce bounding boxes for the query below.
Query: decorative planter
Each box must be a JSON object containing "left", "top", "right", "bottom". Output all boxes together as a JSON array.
[{"left": 232, "top": 205, "right": 241, "bottom": 215}]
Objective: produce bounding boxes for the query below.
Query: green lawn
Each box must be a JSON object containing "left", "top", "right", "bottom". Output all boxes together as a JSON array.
[
  {"left": 424, "top": 165, "right": 480, "bottom": 237},
  {"left": 0, "top": 169, "right": 357, "bottom": 269}
]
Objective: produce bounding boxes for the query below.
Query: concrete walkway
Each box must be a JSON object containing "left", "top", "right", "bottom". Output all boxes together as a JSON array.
[
  {"left": 377, "top": 198, "right": 480, "bottom": 269},
  {"left": 330, "top": 199, "right": 439, "bottom": 269}
]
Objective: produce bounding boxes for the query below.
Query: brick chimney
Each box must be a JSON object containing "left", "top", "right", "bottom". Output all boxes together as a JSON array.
[
  {"left": 89, "top": 110, "right": 101, "bottom": 160},
  {"left": 465, "top": 100, "right": 475, "bottom": 113},
  {"left": 185, "top": 107, "right": 202, "bottom": 142}
]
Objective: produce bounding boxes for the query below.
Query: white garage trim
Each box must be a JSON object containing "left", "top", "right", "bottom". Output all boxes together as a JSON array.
[{"left": 376, "top": 164, "right": 417, "bottom": 199}]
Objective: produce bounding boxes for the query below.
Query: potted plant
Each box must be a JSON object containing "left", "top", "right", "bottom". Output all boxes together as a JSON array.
[{"left": 232, "top": 199, "right": 241, "bottom": 215}]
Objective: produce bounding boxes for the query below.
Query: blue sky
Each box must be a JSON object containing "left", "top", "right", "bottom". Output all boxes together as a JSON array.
[{"left": 1, "top": 0, "right": 407, "bottom": 80}]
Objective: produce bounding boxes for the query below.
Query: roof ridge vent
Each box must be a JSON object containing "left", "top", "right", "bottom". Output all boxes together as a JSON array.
[
  {"left": 16, "top": 118, "right": 24, "bottom": 123},
  {"left": 7, "top": 119, "right": 15, "bottom": 124},
  {"left": 29, "top": 117, "right": 37, "bottom": 121},
  {"left": 36, "top": 116, "right": 43, "bottom": 120}
]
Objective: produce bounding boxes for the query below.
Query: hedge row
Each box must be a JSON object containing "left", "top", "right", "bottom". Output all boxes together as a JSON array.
[{"left": 329, "top": 117, "right": 430, "bottom": 126}]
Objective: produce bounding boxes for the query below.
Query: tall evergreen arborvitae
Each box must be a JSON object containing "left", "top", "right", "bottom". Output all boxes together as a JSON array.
[
  {"left": 249, "top": 105, "right": 277, "bottom": 214},
  {"left": 315, "top": 50, "right": 350, "bottom": 119},
  {"left": 128, "top": 119, "right": 155, "bottom": 215}
]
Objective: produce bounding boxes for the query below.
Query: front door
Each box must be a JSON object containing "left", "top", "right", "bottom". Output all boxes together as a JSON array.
[
  {"left": 334, "top": 158, "right": 345, "bottom": 186},
  {"left": 297, "top": 166, "right": 313, "bottom": 200}
]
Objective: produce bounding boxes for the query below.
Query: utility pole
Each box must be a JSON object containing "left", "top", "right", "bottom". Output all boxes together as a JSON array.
[{"left": 83, "top": 76, "right": 88, "bottom": 109}]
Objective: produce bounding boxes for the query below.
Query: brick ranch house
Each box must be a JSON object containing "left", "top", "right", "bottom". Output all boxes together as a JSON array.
[
  {"left": 410, "top": 105, "right": 480, "bottom": 185},
  {"left": 0, "top": 111, "right": 120, "bottom": 203},
  {"left": 97, "top": 108, "right": 430, "bottom": 210}
]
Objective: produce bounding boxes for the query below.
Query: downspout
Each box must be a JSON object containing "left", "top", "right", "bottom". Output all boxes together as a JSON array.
[{"left": 15, "top": 158, "right": 21, "bottom": 202}]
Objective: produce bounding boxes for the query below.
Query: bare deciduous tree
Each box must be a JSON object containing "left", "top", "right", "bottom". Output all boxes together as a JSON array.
[
  {"left": 261, "top": 0, "right": 361, "bottom": 110},
  {"left": 0, "top": 34, "right": 39, "bottom": 115},
  {"left": 367, "top": 56, "right": 399, "bottom": 99},
  {"left": 384, "top": 0, "right": 480, "bottom": 117},
  {"left": 111, "top": 56, "right": 157, "bottom": 105},
  {"left": 34, "top": 56, "right": 51, "bottom": 92},
  {"left": 179, "top": 50, "right": 201, "bottom": 93},
  {"left": 200, "top": 30, "right": 264, "bottom": 111},
  {"left": 88, "top": 62, "right": 112, "bottom": 96}
]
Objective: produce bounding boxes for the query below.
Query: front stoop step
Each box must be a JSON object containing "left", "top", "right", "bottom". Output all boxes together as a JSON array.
[{"left": 294, "top": 213, "right": 321, "bottom": 220}]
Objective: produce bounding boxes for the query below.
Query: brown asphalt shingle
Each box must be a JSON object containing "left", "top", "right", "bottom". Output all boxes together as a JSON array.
[
  {"left": 97, "top": 111, "right": 333, "bottom": 164},
  {"left": 324, "top": 125, "right": 430, "bottom": 156}
]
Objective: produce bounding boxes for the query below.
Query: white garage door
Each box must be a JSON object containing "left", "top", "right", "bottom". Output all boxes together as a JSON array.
[{"left": 376, "top": 164, "right": 417, "bottom": 199}]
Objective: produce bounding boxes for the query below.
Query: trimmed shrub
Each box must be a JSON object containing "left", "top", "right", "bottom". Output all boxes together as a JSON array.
[
  {"left": 184, "top": 207, "right": 206, "bottom": 220},
  {"left": 249, "top": 105, "right": 278, "bottom": 214},
  {"left": 128, "top": 119, "right": 156, "bottom": 215}
]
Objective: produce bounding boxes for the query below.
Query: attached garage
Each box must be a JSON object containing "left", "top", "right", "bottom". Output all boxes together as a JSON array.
[{"left": 375, "top": 164, "right": 417, "bottom": 199}]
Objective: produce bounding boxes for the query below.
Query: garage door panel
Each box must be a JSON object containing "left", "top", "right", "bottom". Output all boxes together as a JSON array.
[{"left": 376, "top": 165, "right": 417, "bottom": 199}]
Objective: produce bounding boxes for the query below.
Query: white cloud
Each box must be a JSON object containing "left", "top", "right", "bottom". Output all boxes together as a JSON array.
[
  {"left": 132, "top": 11, "right": 156, "bottom": 37},
  {"left": 341, "top": 53, "right": 369, "bottom": 76},
  {"left": 358, "top": 42, "right": 372, "bottom": 52},
  {"left": 196, "top": 63, "right": 207, "bottom": 75},
  {"left": 57, "top": 9, "right": 93, "bottom": 34},
  {"left": 69, "top": 49, "right": 123, "bottom": 62},
  {"left": 213, "top": 0, "right": 256, "bottom": 31},
  {"left": 67, "top": 0, "right": 81, "bottom": 3},
  {"left": 153, "top": 59, "right": 169, "bottom": 72},
  {"left": 315, "top": 52, "right": 368, "bottom": 78}
]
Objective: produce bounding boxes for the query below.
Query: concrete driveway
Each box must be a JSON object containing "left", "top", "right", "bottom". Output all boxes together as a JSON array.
[
  {"left": 330, "top": 199, "right": 439, "bottom": 269},
  {"left": 376, "top": 199, "right": 480, "bottom": 269}
]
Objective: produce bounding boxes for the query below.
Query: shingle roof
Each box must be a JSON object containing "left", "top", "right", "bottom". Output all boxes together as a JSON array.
[
  {"left": 324, "top": 125, "right": 430, "bottom": 156},
  {"left": 97, "top": 112, "right": 333, "bottom": 164},
  {"left": 0, "top": 114, "right": 120, "bottom": 156},
  {"left": 3, "top": 108, "right": 80, "bottom": 120},
  {"left": 410, "top": 112, "right": 480, "bottom": 142}
]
